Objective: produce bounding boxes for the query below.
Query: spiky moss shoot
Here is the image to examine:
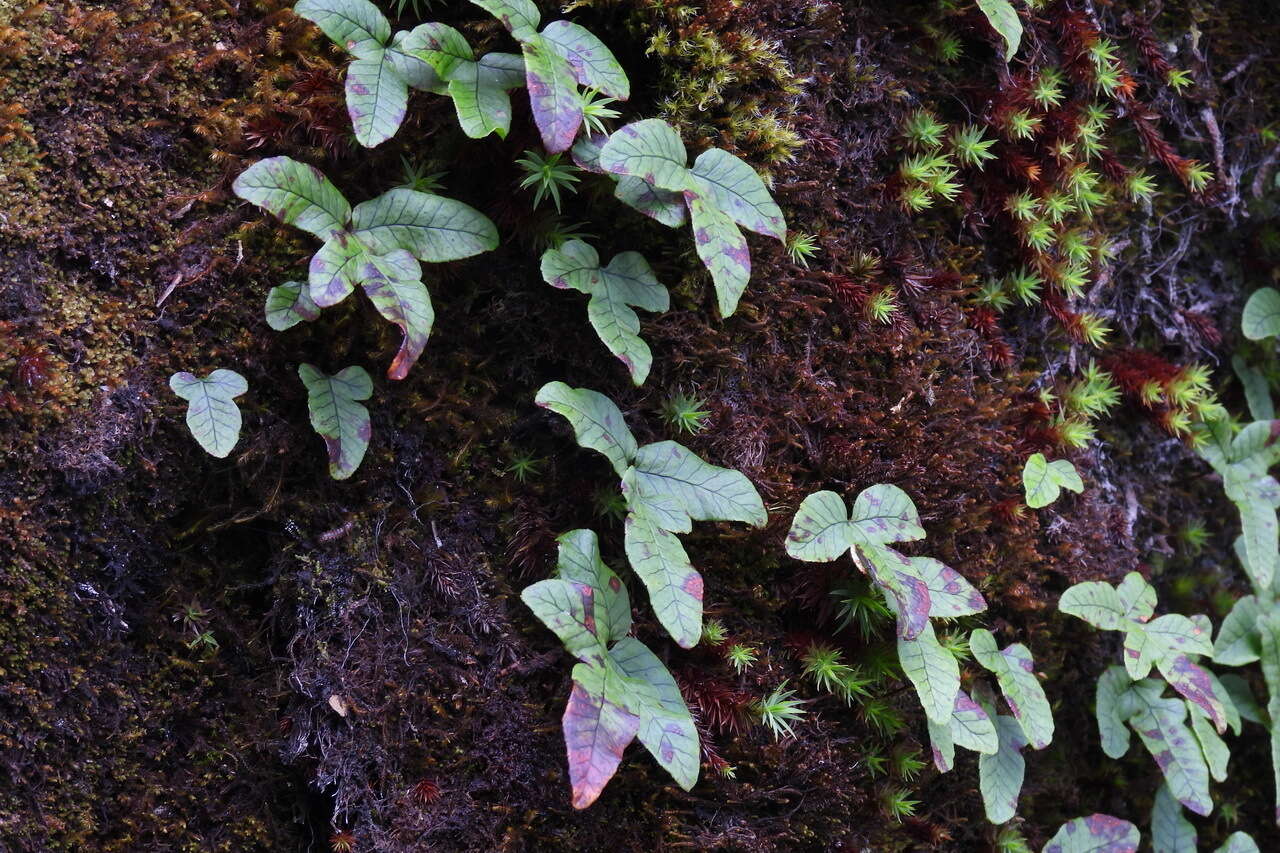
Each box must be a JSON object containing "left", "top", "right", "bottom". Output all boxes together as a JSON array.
[
  {"left": 1167, "top": 68, "right": 1194, "bottom": 93},
  {"left": 833, "top": 580, "right": 891, "bottom": 641},
  {"left": 1088, "top": 38, "right": 1120, "bottom": 68},
  {"left": 1053, "top": 261, "right": 1090, "bottom": 299},
  {"left": 975, "top": 279, "right": 1013, "bottom": 312},
  {"left": 1005, "top": 192, "right": 1039, "bottom": 222},
  {"left": 866, "top": 287, "right": 901, "bottom": 324},
  {"left": 1040, "top": 191, "right": 1076, "bottom": 225},
  {"left": 935, "top": 31, "right": 964, "bottom": 63},
  {"left": 1178, "top": 520, "right": 1211, "bottom": 555},
  {"left": 950, "top": 124, "right": 996, "bottom": 169},
  {"left": 1063, "top": 361, "right": 1121, "bottom": 418},
  {"left": 1022, "top": 219, "right": 1056, "bottom": 253},
  {"left": 891, "top": 746, "right": 926, "bottom": 781},
  {"left": 702, "top": 618, "right": 728, "bottom": 645},
  {"left": 879, "top": 786, "right": 920, "bottom": 822},
  {"left": 995, "top": 825, "right": 1035, "bottom": 853},
  {"left": 1031, "top": 68, "right": 1065, "bottom": 109},
  {"left": 1094, "top": 62, "right": 1125, "bottom": 98},
  {"left": 1053, "top": 415, "right": 1096, "bottom": 449},
  {"left": 1004, "top": 110, "right": 1042, "bottom": 141},
  {"left": 593, "top": 486, "right": 628, "bottom": 522},
  {"left": 579, "top": 88, "right": 620, "bottom": 135},
  {"left": 1007, "top": 268, "right": 1043, "bottom": 305},
  {"left": 903, "top": 109, "right": 947, "bottom": 149},
  {"left": 860, "top": 695, "right": 907, "bottom": 736},
  {"left": 661, "top": 391, "right": 712, "bottom": 435},
  {"left": 504, "top": 450, "right": 543, "bottom": 483},
  {"left": 1048, "top": 138, "right": 1076, "bottom": 164},
  {"left": 1185, "top": 160, "right": 1214, "bottom": 192},
  {"left": 1139, "top": 379, "right": 1166, "bottom": 406},
  {"left": 726, "top": 643, "right": 759, "bottom": 673},
  {"left": 1076, "top": 313, "right": 1112, "bottom": 347},
  {"left": 1168, "top": 363, "right": 1214, "bottom": 408},
  {"left": 398, "top": 156, "right": 446, "bottom": 192},
  {"left": 900, "top": 152, "right": 952, "bottom": 182},
  {"left": 901, "top": 185, "right": 934, "bottom": 212},
  {"left": 938, "top": 631, "right": 971, "bottom": 662},
  {"left": 785, "top": 231, "right": 820, "bottom": 268},
  {"left": 755, "top": 681, "right": 807, "bottom": 740},
  {"left": 515, "top": 149, "right": 581, "bottom": 212},
  {"left": 863, "top": 748, "right": 889, "bottom": 778},
  {"left": 925, "top": 166, "right": 962, "bottom": 201},
  {"left": 1125, "top": 170, "right": 1158, "bottom": 202},
  {"left": 801, "top": 644, "right": 856, "bottom": 695}
]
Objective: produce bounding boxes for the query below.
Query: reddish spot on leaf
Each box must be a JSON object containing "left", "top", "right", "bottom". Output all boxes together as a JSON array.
[{"left": 681, "top": 572, "right": 703, "bottom": 600}]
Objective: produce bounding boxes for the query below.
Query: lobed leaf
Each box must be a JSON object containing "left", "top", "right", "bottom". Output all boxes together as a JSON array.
[
  {"left": 1095, "top": 666, "right": 1134, "bottom": 759},
  {"left": 1060, "top": 580, "right": 1127, "bottom": 631},
  {"left": 625, "top": 441, "right": 766, "bottom": 529},
  {"left": 598, "top": 119, "right": 692, "bottom": 193},
  {"left": 949, "top": 689, "right": 999, "bottom": 755},
  {"left": 447, "top": 58, "right": 518, "bottom": 139},
  {"left": 264, "top": 281, "right": 321, "bottom": 331},
  {"left": 609, "top": 637, "right": 699, "bottom": 790},
  {"left": 535, "top": 382, "right": 637, "bottom": 477},
  {"left": 523, "top": 38, "right": 584, "bottom": 153},
  {"left": 309, "top": 234, "right": 367, "bottom": 306},
  {"left": 1214, "top": 595, "right": 1262, "bottom": 665},
  {"left": 233, "top": 156, "right": 351, "bottom": 240},
  {"left": 623, "top": 511, "right": 702, "bottom": 649},
  {"left": 849, "top": 483, "right": 926, "bottom": 545},
  {"left": 298, "top": 363, "right": 373, "bottom": 480},
  {"left": 469, "top": 0, "right": 541, "bottom": 41},
  {"left": 688, "top": 148, "right": 785, "bottom": 240},
  {"left": 970, "top": 629, "right": 1054, "bottom": 749},
  {"left": 687, "top": 193, "right": 751, "bottom": 317},
  {"left": 1022, "top": 453, "right": 1084, "bottom": 508},
  {"left": 1128, "top": 680, "right": 1212, "bottom": 815},
  {"left": 554, "top": 528, "right": 631, "bottom": 645},
  {"left": 614, "top": 176, "right": 688, "bottom": 227},
  {"left": 857, "top": 545, "right": 932, "bottom": 640},
  {"left": 1151, "top": 782, "right": 1196, "bottom": 853},
  {"left": 540, "top": 21, "right": 630, "bottom": 100},
  {"left": 170, "top": 369, "right": 248, "bottom": 459},
  {"left": 294, "top": 0, "right": 390, "bottom": 58},
  {"left": 522, "top": 578, "right": 609, "bottom": 665},
  {"left": 911, "top": 556, "right": 986, "bottom": 618},
  {"left": 1043, "top": 815, "right": 1139, "bottom": 853},
  {"left": 979, "top": 713, "right": 1027, "bottom": 825},
  {"left": 351, "top": 188, "right": 498, "bottom": 261},
  {"left": 563, "top": 663, "right": 640, "bottom": 809},
  {"left": 345, "top": 50, "right": 408, "bottom": 148},
  {"left": 1186, "top": 701, "right": 1230, "bottom": 782},
  {"left": 361, "top": 266, "right": 434, "bottom": 380},
  {"left": 897, "top": 621, "right": 960, "bottom": 725},
  {"left": 398, "top": 22, "right": 473, "bottom": 78}
]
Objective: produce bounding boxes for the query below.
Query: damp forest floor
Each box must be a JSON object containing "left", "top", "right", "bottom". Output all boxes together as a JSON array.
[{"left": 2, "top": 0, "right": 1280, "bottom": 850}]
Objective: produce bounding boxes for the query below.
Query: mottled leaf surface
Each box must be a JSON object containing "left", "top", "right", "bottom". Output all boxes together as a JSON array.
[
  {"left": 614, "top": 176, "right": 687, "bottom": 227},
  {"left": 626, "top": 441, "right": 766, "bottom": 529},
  {"left": 979, "top": 713, "right": 1027, "bottom": 824},
  {"left": 469, "top": 0, "right": 541, "bottom": 41},
  {"left": 1043, "top": 814, "right": 1139, "bottom": 853},
  {"left": 540, "top": 20, "right": 629, "bottom": 99},
  {"left": 345, "top": 50, "right": 408, "bottom": 147},
  {"left": 351, "top": 188, "right": 498, "bottom": 261},
  {"left": 535, "top": 381, "right": 637, "bottom": 477},
  {"left": 598, "top": 119, "right": 692, "bottom": 192},
  {"left": 1151, "top": 782, "right": 1196, "bottom": 853},
  {"left": 897, "top": 622, "right": 960, "bottom": 725},
  {"left": 233, "top": 156, "right": 350, "bottom": 240},
  {"left": 1214, "top": 832, "right": 1261, "bottom": 853},
  {"left": 170, "top": 369, "right": 247, "bottom": 459},
  {"left": 1128, "top": 680, "right": 1212, "bottom": 815},
  {"left": 522, "top": 38, "right": 584, "bottom": 153},
  {"left": 264, "top": 281, "right": 321, "bottom": 330},
  {"left": 1214, "top": 596, "right": 1262, "bottom": 666},
  {"left": 295, "top": 0, "right": 390, "bottom": 58},
  {"left": 623, "top": 512, "right": 701, "bottom": 649},
  {"left": 362, "top": 269, "right": 435, "bottom": 380},
  {"left": 687, "top": 193, "right": 751, "bottom": 317},
  {"left": 563, "top": 664, "right": 640, "bottom": 809},
  {"left": 912, "top": 556, "right": 985, "bottom": 618},
  {"left": 609, "top": 638, "right": 699, "bottom": 790},
  {"left": 970, "top": 628, "right": 1054, "bottom": 749},
  {"left": 688, "top": 148, "right": 785, "bottom": 240},
  {"left": 298, "top": 363, "right": 373, "bottom": 480}
]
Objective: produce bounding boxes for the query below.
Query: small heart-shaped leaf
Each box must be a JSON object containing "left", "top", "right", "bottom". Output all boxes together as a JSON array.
[
  {"left": 170, "top": 369, "right": 248, "bottom": 458},
  {"left": 1022, "top": 453, "right": 1084, "bottom": 508},
  {"left": 298, "top": 363, "right": 373, "bottom": 480}
]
